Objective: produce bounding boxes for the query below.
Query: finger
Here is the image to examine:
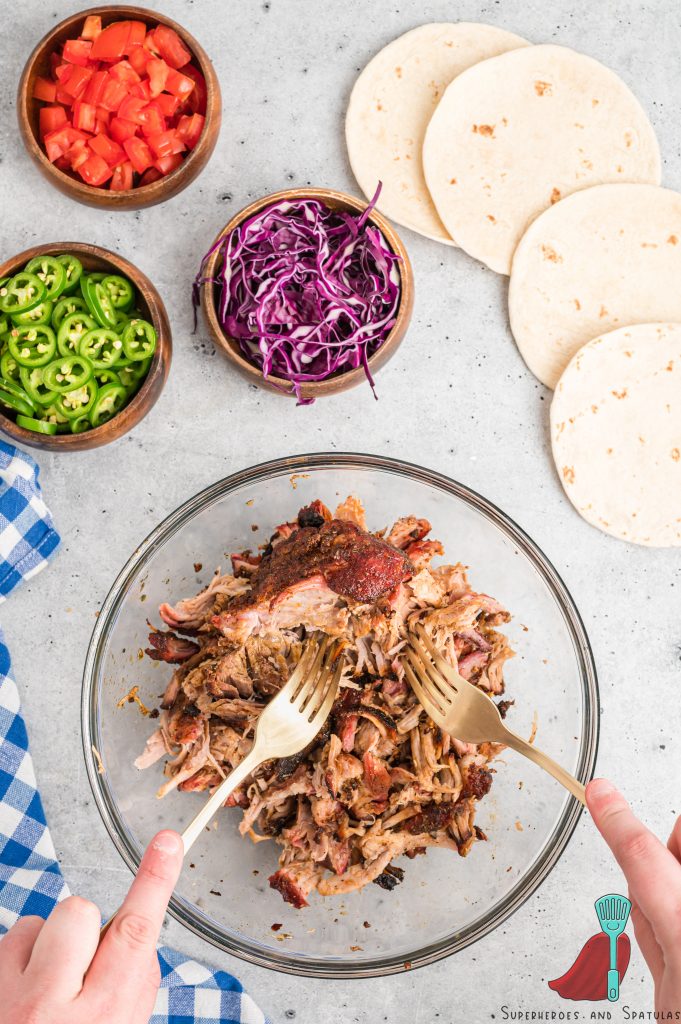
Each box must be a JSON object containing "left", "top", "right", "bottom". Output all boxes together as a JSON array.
[
  {"left": 630, "top": 897, "right": 665, "bottom": 987},
  {"left": 667, "top": 815, "right": 681, "bottom": 862},
  {"left": 587, "top": 779, "right": 681, "bottom": 947},
  {"left": 0, "top": 916, "right": 44, "bottom": 974},
  {"left": 85, "top": 830, "right": 182, "bottom": 1001},
  {"left": 25, "top": 896, "right": 101, "bottom": 1000}
]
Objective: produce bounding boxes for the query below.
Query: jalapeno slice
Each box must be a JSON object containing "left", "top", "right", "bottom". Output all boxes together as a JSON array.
[
  {"left": 0, "top": 381, "right": 36, "bottom": 418},
  {"left": 70, "top": 414, "right": 91, "bottom": 434},
  {"left": 94, "top": 369, "right": 122, "bottom": 388},
  {"left": 12, "top": 299, "right": 54, "bottom": 327},
  {"left": 52, "top": 295, "right": 88, "bottom": 331},
  {"left": 122, "top": 319, "right": 157, "bottom": 362},
  {"left": 39, "top": 404, "right": 71, "bottom": 433},
  {"left": 0, "top": 350, "right": 20, "bottom": 382},
  {"left": 25, "top": 256, "right": 67, "bottom": 300},
  {"left": 78, "top": 328, "right": 124, "bottom": 369},
  {"left": 8, "top": 325, "right": 57, "bottom": 368},
  {"left": 57, "top": 312, "right": 97, "bottom": 357},
  {"left": 56, "top": 254, "right": 83, "bottom": 295},
  {"left": 56, "top": 378, "right": 97, "bottom": 420},
  {"left": 89, "top": 383, "right": 127, "bottom": 427},
  {"left": 0, "top": 273, "right": 46, "bottom": 315},
  {"left": 42, "top": 355, "right": 93, "bottom": 393},
  {"left": 0, "top": 376, "right": 36, "bottom": 409},
  {"left": 102, "top": 275, "right": 135, "bottom": 312},
  {"left": 0, "top": 315, "right": 9, "bottom": 336},
  {"left": 19, "top": 365, "right": 58, "bottom": 407},
  {"left": 16, "top": 414, "right": 57, "bottom": 435}
]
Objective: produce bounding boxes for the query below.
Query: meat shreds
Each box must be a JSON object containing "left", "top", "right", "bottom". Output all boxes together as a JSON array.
[{"left": 137, "top": 496, "right": 515, "bottom": 907}]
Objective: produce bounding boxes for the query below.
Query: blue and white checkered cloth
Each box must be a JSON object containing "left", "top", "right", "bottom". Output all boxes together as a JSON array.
[{"left": 0, "top": 441, "right": 269, "bottom": 1024}]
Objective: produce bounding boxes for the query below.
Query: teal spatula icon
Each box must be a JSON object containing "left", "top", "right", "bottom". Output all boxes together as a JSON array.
[{"left": 595, "top": 894, "right": 631, "bottom": 1001}]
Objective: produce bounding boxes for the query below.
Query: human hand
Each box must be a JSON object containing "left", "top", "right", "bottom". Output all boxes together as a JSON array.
[
  {"left": 0, "top": 829, "right": 183, "bottom": 1024},
  {"left": 587, "top": 778, "right": 681, "bottom": 1013}
]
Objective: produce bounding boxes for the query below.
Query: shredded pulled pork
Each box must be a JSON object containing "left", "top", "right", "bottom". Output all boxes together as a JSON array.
[{"left": 137, "top": 498, "right": 514, "bottom": 907}]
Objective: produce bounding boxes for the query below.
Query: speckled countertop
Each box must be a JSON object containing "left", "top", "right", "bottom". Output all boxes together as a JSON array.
[{"left": 1, "top": 1, "right": 680, "bottom": 1021}]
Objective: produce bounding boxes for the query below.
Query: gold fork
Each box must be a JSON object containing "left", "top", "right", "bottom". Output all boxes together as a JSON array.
[
  {"left": 101, "top": 632, "right": 343, "bottom": 938},
  {"left": 402, "top": 624, "right": 586, "bottom": 805}
]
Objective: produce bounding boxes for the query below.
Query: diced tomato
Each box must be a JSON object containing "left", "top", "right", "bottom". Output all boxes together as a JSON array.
[
  {"left": 146, "top": 128, "right": 185, "bottom": 159},
  {"left": 110, "top": 160, "right": 134, "bottom": 191},
  {"left": 117, "top": 94, "right": 147, "bottom": 124},
  {"left": 39, "top": 105, "right": 68, "bottom": 138},
  {"left": 128, "top": 79, "right": 151, "bottom": 101},
  {"left": 89, "top": 132, "right": 126, "bottom": 167},
  {"left": 83, "top": 69, "right": 108, "bottom": 105},
  {"left": 72, "top": 100, "right": 96, "bottom": 132},
  {"left": 33, "top": 76, "right": 57, "bottom": 102},
  {"left": 54, "top": 155, "right": 71, "bottom": 172},
  {"left": 123, "top": 135, "right": 153, "bottom": 174},
  {"left": 155, "top": 92, "right": 180, "bottom": 118},
  {"left": 146, "top": 58, "right": 169, "bottom": 97},
  {"left": 151, "top": 25, "right": 191, "bottom": 69},
  {"left": 81, "top": 15, "right": 102, "bottom": 40},
  {"left": 110, "top": 60, "right": 140, "bottom": 85},
  {"left": 63, "top": 39, "right": 93, "bottom": 67},
  {"left": 79, "top": 153, "right": 113, "bottom": 186},
  {"left": 126, "top": 21, "right": 147, "bottom": 50},
  {"left": 127, "top": 45, "right": 151, "bottom": 75},
  {"left": 43, "top": 125, "right": 87, "bottom": 162},
  {"left": 49, "top": 51, "right": 61, "bottom": 79},
  {"left": 54, "top": 63, "right": 72, "bottom": 82},
  {"left": 99, "top": 76, "right": 129, "bottom": 112},
  {"left": 69, "top": 139, "right": 90, "bottom": 171},
  {"left": 154, "top": 151, "right": 184, "bottom": 175},
  {"left": 139, "top": 102, "right": 166, "bottom": 137},
  {"left": 179, "top": 63, "right": 207, "bottom": 115},
  {"left": 164, "top": 68, "right": 195, "bottom": 102},
  {"left": 62, "top": 65, "right": 94, "bottom": 99},
  {"left": 55, "top": 88, "right": 74, "bottom": 106},
  {"left": 109, "top": 116, "right": 138, "bottom": 144},
  {"left": 144, "top": 30, "right": 160, "bottom": 54},
  {"left": 139, "top": 166, "right": 163, "bottom": 186},
  {"left": 90, "top": 21, "right": 131, "bottom": 62},
  {"left": 177, "top": 113, "right": 204, "bottom": 150}
]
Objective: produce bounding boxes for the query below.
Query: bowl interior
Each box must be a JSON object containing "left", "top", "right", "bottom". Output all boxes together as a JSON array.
[
  {"left": 83, "top": 454, "right": 598, "bottom": 977},
  {"left": 202, "top": 189, "right": 413, "bottom": 398},
  {"left": 21, "top": 5, "right": 216, "bottom": 201}
]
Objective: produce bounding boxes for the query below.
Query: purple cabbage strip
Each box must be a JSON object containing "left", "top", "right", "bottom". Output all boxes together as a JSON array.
[{"left": 193, "top": 183, "right": 401, "bottom": 404}]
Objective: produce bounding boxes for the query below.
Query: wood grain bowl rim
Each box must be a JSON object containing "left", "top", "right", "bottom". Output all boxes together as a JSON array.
[
  {"left": 0, "top": 241, "right": 172, "bottom": 452},
  {"left": 17, "top": 5, "right": 222, "bottom": 210},
  {"left": 200, "top": 187, "right": 415, "bottom": 400}
]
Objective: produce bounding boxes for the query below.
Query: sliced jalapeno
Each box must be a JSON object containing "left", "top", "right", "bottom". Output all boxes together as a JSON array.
[
  {"left": 122, "top": 319, "right": 157, "bottom": 362},
  {"left": 0, "top": 272, "right": 46, "bottom": 315},
  {"left": 118, "top": 356, "right": 151, "bottom": 393},
  {"left": 12, "top": 299, "right": 54, "bottom": 327},
  {"left": 94, "top": 369, "right": 122, "bottom": 388},
  {"left": 57, "top": 312, "right": 97, "bottom": 357},
  {"left": 42, "top": 355, "right": 93, "bottom": 393},
  {"left": 78, "top": 328, "right": 124, "bottom": 369},
  {"left": 25, "top": 256, "right": 67, "bottom": 299},
  {"left": 55, "top": 254, "right": 83, "bottom": 295},
  {"left": 0, "top": 377, "right": 36, "bottom": 409},
  {"left": 56, "top": 378, "right": 97, "bottom": 420},
  {"left": 19, "top": 365, "right": 58, "bottom": 407},
  {"left": 0, "top": 350, "right": 20, "bottom": 382},
  {"left": 16, "top": 414, "right": 57, "bottom": 435},
  {"left": 38, "top": 404, "right": 71, "bottom": 432},
  {"left": 83, "top": 278, "right": 118, "bottom": 329},
  {"left": 89, "top": 382, "right": 127, "bottom": 427},
  {"left": 0, "top": 315, "right": 9, "bottom": 335},
  {"left": 52, "top": 295, "right": 88, "bottom": 331},
  {"left": 0, "top": 381, "right": 36, "bottom": 418},
  {"left": 70, "top": 414, "right": 91, "bottom": 434},
  {"left": 102, "top": 275, "right": 135, "bottom": 312},
  {"left": 8, "top": 325, "right": 57, "bottom": 368}
]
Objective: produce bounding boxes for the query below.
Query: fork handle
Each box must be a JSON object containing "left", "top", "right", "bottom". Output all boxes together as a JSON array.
[
  {"left": 502, "top": 729, "right": 586, "bottom": 805},
  {"left": 181, "top": 748, "right": 261, "bottom": 854}
]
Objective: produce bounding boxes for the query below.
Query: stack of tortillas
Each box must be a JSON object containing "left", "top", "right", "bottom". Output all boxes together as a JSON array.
[{"left": 346, "top": 25, "right": 681, "bottom": 546}]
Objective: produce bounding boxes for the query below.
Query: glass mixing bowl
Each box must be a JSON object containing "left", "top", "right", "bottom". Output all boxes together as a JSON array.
[{"left": 82, "top": 453, "right": 598, "bottom": 978}]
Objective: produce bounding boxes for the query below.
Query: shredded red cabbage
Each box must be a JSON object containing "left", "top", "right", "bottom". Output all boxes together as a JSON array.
[{"left": 194, "top": 184, "right": 401, "bottom": 404}]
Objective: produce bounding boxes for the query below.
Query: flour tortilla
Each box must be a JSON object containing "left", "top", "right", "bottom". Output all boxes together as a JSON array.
[
  {"left": 550, "top": 322, "right": 681, "bottom": 546},
  {"left": 422, "top": 44, "right": 661, "bottom": 274},
  {"left": 345, "top": 23, "right": 528, "bottom": 244},
  {"left": 509, "top": 184, "right": 681, "bottom": 388}
]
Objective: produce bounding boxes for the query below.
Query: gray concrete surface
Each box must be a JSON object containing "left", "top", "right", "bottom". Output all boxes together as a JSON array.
[{"left": 1, "top": 1, "right": 680, "bottom": 1021}]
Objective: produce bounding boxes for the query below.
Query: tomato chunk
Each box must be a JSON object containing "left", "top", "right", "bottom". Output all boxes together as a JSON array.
[
  {"left": 151, "top": 25, "right": 191, "bottom": 69},
  {"left": 89, "top": 132, "right": 126, "bottom": 167},
  {"left": 139, "top": 102, "right": 166, "bottom": 137},
  {"left": 110, "top": 160, "right": 134, "bottom": 191},
  {"left": 139, "top": 166, "right": 163, "bottom": 186},
  {"left": 154, "top": 151, "right": 184, "bottom": 175},
  {"left": 83, "top": 69, "right": 107, "bottom": 105},
  {"left": 62, "top": 39, "right": 93, "bottom": 67},
  {"left": 117, "top": 94, "right": 147, "bottom": 124},
  {"left": 110, "top": 60, "right": 140, "bottom": 85},
  {"left": 155, "top": 92, "right": 180, "bottom": 118},
  {"left": 90, "top": 21, "right": 131, "bottom": 62},
  {"left": 109, "top": 116, "right": 138, "bottom": 144},
  {"left": 147, "top": 128, "right": 185, "bottom": 159},
  {"left": 33, "top": 76, "right": 57, "bottom": 103},
  {"left": 164, "top": 68, "right": 195, "bottom": 101},
  {"left": 72, "top": 100, "right": 96, "bottom": 132},
  {"left": 79, "top": 153, "right": 113, "bottom": 186},
  {"left": 81, "top": 15, "right": 102, "bottom": 40},
  {"left": 62, "top": 65, "right": 94, "bottom": 99},
  {"left": 39, "top": 105, "right": 68, "bottom": 138},
  {"left": 123, "top": 136, "right": 153, "bottom": 174},
  {"left": 127, "top": 44, "right": 151, "bottom": 75},
  {"left": 180, "top": 64, "right": 207, "bottom": 115},
  {"left": 177, "top": 113, "right": 204, "bottom": 150},
  {"left": 146, "top": 58, "right": 169, "bottom": 97}
]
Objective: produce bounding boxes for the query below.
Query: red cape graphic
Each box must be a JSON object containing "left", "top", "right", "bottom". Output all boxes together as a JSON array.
[{"left": 548, "top": 932, "right": 631, "bottom": 1001}]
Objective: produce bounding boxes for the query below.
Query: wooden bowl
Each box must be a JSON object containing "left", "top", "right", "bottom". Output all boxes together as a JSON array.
[
  {"left": 0, "top": 242, "right": 171, "bottom": 452},
  {"left": 17, "top": 6, "right": 221, "bottom": 210},
  {"left": 199, "top": 188, "right": 415, "bottom": 400}
]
